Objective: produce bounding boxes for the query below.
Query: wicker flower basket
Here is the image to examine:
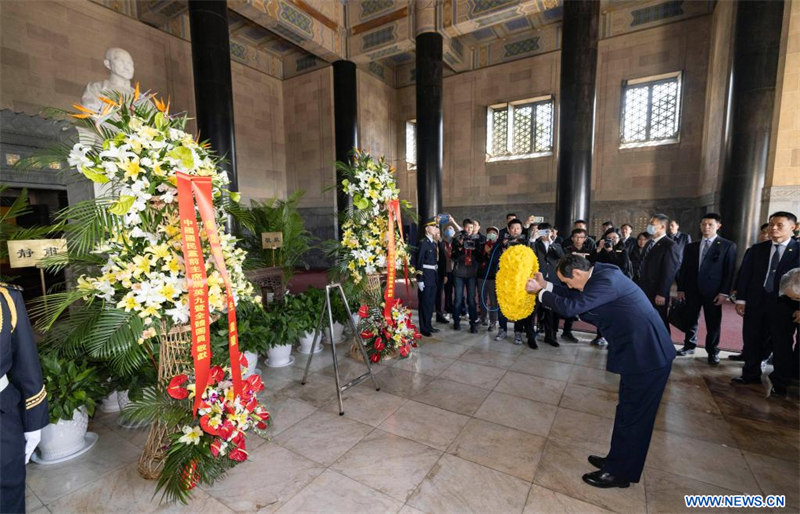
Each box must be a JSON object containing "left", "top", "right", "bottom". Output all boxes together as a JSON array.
[{"left": 137, "top": 322, "right": 193, "bottom": 480}]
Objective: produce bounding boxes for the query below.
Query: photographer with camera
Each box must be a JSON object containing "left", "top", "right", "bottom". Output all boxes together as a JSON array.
[
  {"left": 451, "top": 219, "right": 483, "bottom": 332},
  {"left": 532, "top": 223, "right": 565, "bottom": 347},
  {"left": 592, "top": 228, "right": 632, "bottom": 278}
]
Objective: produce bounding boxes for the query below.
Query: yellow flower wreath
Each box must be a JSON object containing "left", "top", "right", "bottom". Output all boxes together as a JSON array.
[{"left": 496, "top": 245, "right": 540, "bottom": 321}]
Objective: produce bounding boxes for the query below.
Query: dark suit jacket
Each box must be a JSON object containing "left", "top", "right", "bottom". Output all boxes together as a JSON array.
[
  {"left": 533, "top": 240, "right": 565, "bottom": 282},
  {"left": 638, "top": 236, "right": 681, "bottom": 299},
  {"left": 736, "top": 239, "right": 800, "bottom": 310},
  {"left": 540, "top": 263, "right": 676, "bottom": 374},
  {"left": 669, "top": 232, "right": 692, "bottom": 258},
  {"left": 621, "top": 237, "right": 636, "bottom": 255},
  {"left": 676, "top": 236, "right": 737, "bottom": 299}
]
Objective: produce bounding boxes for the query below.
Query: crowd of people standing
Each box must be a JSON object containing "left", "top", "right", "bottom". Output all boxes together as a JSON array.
[{"left": 416, "top": 209, "right": 800, "bottom": 398}]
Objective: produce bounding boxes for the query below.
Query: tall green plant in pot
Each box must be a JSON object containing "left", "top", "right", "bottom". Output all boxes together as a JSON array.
[
  {"left": 263, "top": 296, "right": 302, "bottom": 367},
  {"left": 233, "top": 191, "right": 315, "bottom": 279}
]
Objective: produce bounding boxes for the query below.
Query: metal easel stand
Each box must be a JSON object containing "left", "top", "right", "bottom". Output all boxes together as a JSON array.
[{"left": 300, "top": 283, "right": 380, "bottom": 415}]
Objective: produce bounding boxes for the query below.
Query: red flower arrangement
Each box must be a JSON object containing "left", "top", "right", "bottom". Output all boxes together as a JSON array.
[{"left": 356, "top": 299, "right": 420, "bottom": 362}]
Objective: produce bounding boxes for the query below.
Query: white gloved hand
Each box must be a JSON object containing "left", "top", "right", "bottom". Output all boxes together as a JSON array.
[
  {"left": 24, "top": 430, "right": 41, "bottom": 464},
  {"left": 418, "top": 281, "right": 425, "bottom": 292}
]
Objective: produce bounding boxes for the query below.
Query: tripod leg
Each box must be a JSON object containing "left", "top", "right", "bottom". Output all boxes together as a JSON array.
[
  {"left": 326, "top": 286, "right": 345, "bottom": 415},
  {"left": 301, "top": 295, "right": 328, "bottom": 385},
  {"left": 337, "top": 285, "right": 380, "bottom": 391}
]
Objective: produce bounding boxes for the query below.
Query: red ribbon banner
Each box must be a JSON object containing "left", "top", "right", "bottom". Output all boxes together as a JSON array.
[
  {"left": 383, "top": 199, "right": 410, "bottom": 322},
  {"left": 176, "top": 172, "right": 242, "bottom": 414}
]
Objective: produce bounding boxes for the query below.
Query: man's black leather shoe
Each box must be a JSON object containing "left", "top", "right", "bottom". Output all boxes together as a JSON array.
[
  {"left": 453, "top": 324, "right": 461, "bottom": 331},
  {"left": 430, "top": 328, "right": 440, "bottom": 333},
  {"left": 731, "top": 376, "right": 762, "bottom": 385},
  {"left": 561, "top": 332, "right": 579, "bottom": 342},
  {"left": 545, "top": 338, "right": 560, "bottom": 347},
  {"left": 469, "top": 324, "right": 478, "bottom": 334},
  {"left": 436, "top": 316, "right": 448, "bottom": 323},
  {"left": 769, "top": 386, "right": 787, "bottom": 398},
  {"left": 582, "top": 470, "right": 629, "bottom": 488},
  {"left": 588, "top": 455, "right": 606, "bottom": 469},
  {"left": 676, "top": 347, "right": 695, "bottom": 356},
  {"left": 728, "top": 353, "right": 745, "bottom": 361},
  {"left": 708, "top": 354, "right": 720, "bottom": 365},
  {"left": 528, "top": 339, "right": 538, "bottom": 350},
  {"left": 420, "top": 331, "right": 432, "bottom": 337}
]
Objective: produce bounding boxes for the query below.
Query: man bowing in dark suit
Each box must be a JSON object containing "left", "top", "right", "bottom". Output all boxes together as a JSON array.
[
  {"left": 526, "top": 255, "right": 675, "bottom": 489},
  {"left": 675, "top": 213, "right": 737, "bottom": 365},
  {"left": 733, "top": 211, "right": 799, "bottom": 397},
  {"left": 638, "top": 214, "right": 681, "bottom": 331}
]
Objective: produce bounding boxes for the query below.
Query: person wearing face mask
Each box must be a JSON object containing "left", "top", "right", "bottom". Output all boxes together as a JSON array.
[
  {"left": 479, "top": 227, "right": 500, "bottom": 331},
  {"left": 439, "top": 224, "right": 457, "bottom": 323},
  {"left": 629, "top": 232, "right": 653, "bottom": 284},
  {"left": 588, "top": 228, "right": 632, "bottom": 346},
  {"left": 637, "top": 214, "right": 681, "bottom": 331}
]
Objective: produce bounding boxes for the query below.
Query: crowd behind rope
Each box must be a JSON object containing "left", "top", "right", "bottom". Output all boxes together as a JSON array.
[{"left": 415, "top": 210, "right": 800, "bottom": 399}]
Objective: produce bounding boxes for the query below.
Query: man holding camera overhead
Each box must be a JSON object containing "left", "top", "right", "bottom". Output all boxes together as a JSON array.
[{"left": 451, "top": 219, "right": 483, "bottom": 333}]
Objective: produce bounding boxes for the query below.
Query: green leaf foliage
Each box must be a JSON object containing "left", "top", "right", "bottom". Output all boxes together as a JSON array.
[{"left": 39, "top": 352, "right": 108, "bottom": 424}]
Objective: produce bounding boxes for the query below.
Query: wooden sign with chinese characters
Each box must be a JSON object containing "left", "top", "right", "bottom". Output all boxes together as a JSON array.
[
  {"left": 7, "top": 239, "right": 67, "bottom": 268},
  {"left": 261, "top": 232, "right": 283, "bottom": 249}
]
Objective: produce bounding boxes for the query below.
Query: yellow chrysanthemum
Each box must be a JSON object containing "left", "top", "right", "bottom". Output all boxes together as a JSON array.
[{"left": 496, "top": 245, "right": 539, "bottom": 321}]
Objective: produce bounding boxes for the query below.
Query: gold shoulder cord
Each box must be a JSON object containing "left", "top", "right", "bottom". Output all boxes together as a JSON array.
[
  {"left": 0, "top": 286, "right": 45, "bottom": 409},
  {"left": 0, "top": 287, "right": 17, "bottom": 332}
]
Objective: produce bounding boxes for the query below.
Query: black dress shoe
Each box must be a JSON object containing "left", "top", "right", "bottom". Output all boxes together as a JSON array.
[
  {"left": 769, "top": 386, "right": 787, "bottom": 398},
  {"left": 582, "top": 470, "right": 629, "bottom": 489},
  {"left": 731, "top": 376, "right": 762, "bottom": 385},
  {"left": 528, "top": 339, "right": 538, "bottom": 349},
  {"left": 469, "top": 324, "right": 479, "bottom": 334},
  {"left": 728, "top": 353, "right": 745, "bottom": 361},
  {"left": 436, "top": 316, "right": 448, "bottom": 323},
  {"left": 588, "top": 455, "right": 606, "bottom": 469},
  {"left": 676, "top": 347, "right": 695, "bottom": 356},
  {"left": 420, "top": 331, "right": 432, "bottom": 337},
  {"left": 561, "top": 332, "right": 579, "bottom": 342},
  {"left": 453, "top": 324, "right": 461, "bottom": 331},
  {"left": 546, "top": 338, "right": 560, "bottom": 347},
  {"left": 708, "top": 354, "right": 720, "bottom": 365},
  {"left": 431, "top": 327, "right": 440, "bottom": 333}
]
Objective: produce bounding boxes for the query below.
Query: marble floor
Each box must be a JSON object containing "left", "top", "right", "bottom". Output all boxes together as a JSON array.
[{"left": 25, "top": 323, "right": 799, "bottom": 513}]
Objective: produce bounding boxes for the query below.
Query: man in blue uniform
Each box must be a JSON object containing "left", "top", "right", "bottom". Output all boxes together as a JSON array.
[
  {"left": 526, "top": 255, "right": 675, "bottom": 488},
  {"left": 416, "top": 217, "right": 440, "bottom": 337},
  {"left": 0, "top": 283, "right": 49, "bottom": 513}
]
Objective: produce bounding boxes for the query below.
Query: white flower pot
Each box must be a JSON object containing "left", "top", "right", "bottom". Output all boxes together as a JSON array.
[
  {"left": 100, "top": 390, "right": 121, "bottom": 413},
  {"left": 266, "top": 343, "right": 293, "bottom": 367},
  {"left": 325, "top": 322, "right": 345, "bottom": 344},
  {"left": 117, "top": 389, "right": 132, "bottom": 411},
  {"left": 243, "top": 351, "right": 260, "bottom": 378},
  {"left": 297, "top": 331, "right": 322, "bottom": 354},
  {"left": 38, "top": 407, "right": 89, "bottom": 462}
]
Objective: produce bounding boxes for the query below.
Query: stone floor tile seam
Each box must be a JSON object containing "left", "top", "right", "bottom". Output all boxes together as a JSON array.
[{"left": 475, "top": 391, "right": 560, "bottom": 436}]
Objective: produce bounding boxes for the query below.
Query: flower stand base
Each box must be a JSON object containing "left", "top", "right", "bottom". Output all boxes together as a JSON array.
[
  {"left": 32, "top": 432, "right": 98, "bottom": 465},
  {"left": 137, "top": 323, "right": 192, "bottom": 480}
]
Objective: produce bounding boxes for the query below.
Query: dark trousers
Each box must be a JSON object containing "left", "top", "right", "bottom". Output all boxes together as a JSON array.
[
  {"left": 683, "top": 294, "right": 722, "bottom": 354},
  {"left": 742, "top": 297, "right": 796, "bottom": 387},
  {"left": 443, "top": 272, "right": 454, "bottom": 315},
  {"left": 562, "top": 317, "right": 575, "bottom": 335},
  {"left": 604, "top": 364, "right": 672, "bottom": 483},
  {"left": 417, "top": 270, "right": 437, "bottom": 334},
  {"left": 435, "top": 269, "right": 446, "bottom": 318},
  {"left": 453, "top": 275, "right": 477, "bottom": 327},
  {"left": 0, "top": 386, "right": 26, "bottom": 514},
  {"left": 536, "top": 306, "right": 557, "bottom": 341}
]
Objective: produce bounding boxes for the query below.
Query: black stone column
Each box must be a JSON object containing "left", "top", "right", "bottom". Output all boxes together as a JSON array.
[
  {"left": 333, "top": 60, "right": 358, "bottom": 238},
  {"left": 719, "top": 0, "right": 784, "bottom": 253},
  {"left": 554, "top": 0, "right": 599, "bottom": 233},
  {"left": 415, "top": 32, "right": 443, "bottom": 227},
  {"left": 188, "top": 0, "right": 237, "bottom": 196}
]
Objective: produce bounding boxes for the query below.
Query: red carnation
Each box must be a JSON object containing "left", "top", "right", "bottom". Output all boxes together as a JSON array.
[
  {"left": 358, "top": 304, "right": 369, "bottom": 318},
  {"left": 167, "top": 374, "right": 189, "bottom": 400},
  {"left": 370, "top": 353, "right": 381, "bottom": 363}
]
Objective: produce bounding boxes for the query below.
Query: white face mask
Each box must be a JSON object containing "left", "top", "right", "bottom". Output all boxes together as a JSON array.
[
  {"left": 487, "top": 233, "right": 498, "bottom": 242},
  {"left": 646, "top": 224, "right": 657, "bottom": 235}
]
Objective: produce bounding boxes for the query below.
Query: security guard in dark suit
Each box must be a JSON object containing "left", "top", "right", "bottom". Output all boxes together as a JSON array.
[
  {"left": 0, "top": 283, "right": 49, "bottom": 513},
  {"left": 416, "top": 217, "right": 440, "bottom": 337}
]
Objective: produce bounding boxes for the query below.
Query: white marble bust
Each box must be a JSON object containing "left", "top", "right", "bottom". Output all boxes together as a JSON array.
[{"left": 81, "top": 47, "right": 135, "bottom": 112}]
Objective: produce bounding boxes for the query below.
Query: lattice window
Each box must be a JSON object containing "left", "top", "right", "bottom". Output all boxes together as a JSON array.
[
  {"left": 406, "top": 120, "right": 416, "bottom": 171},
  {"left": 487, "top": 96, "right": 553, "bottom": 160},
  {"left": 621, "top": 73, "right": 681, "bottom": 147}
]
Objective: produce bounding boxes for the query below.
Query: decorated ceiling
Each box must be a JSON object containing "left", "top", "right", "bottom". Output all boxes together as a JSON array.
[{"left": 90, "top": 0, "right": 713, "bottom": 86}]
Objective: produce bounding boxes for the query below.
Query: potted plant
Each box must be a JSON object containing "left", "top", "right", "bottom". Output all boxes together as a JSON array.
[
  {"left": 263, "top": 297, "right": 303, "bottom": 367},
  {"left": 291, "top": 288, "right": 324, "bottom": 354},
  {"left": 35, "top": 354, "right": 107, "bottom": 463}
]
